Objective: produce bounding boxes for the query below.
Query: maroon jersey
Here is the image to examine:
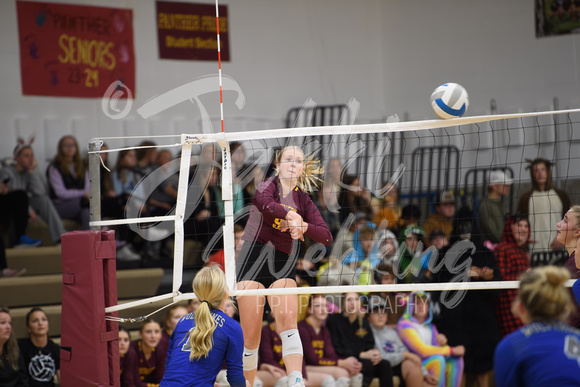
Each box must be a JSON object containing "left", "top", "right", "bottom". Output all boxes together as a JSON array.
[
  {"left": 130, "top": 340, "right": 167, "bottom": 386},
  {"left": 298, "top": 319, "right": 342, "bottom": 366},
  {"left": 120, "top": 346, "right": 143, "bottom": 387},
  {"left": 242, "top": 176, "right": 333, "bottom": 255}
]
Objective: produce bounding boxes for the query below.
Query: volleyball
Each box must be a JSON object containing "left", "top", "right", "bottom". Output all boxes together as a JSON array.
[{"left": 430, "top": 83, "right": 469, "bottom": 119}]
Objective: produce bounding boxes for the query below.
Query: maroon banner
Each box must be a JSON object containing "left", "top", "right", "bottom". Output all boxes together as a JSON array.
[
  {"left": 17, "top": 1, "right": 135, "bottom": 98},
  {"left": 157, "top": 1, "right": 229, "bottom": 61}
]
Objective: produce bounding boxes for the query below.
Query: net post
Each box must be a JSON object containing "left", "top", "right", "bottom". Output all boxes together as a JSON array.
[
  {"left": 173, "top": 135, "right": 194, "bottom": 292},
  {"left": 88, "top": 139, "right": 102, "bottom": 230},
  {"left": 217, "top": 135, "right": 236, "bottom": 292}
]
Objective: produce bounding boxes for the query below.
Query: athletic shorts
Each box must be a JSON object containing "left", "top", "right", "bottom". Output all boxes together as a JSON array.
[{"left": 236, "top": 241, "right": 298, "bottom": 289}]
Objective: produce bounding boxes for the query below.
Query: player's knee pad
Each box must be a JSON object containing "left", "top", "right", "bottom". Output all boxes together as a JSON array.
[
  {"left": 242, "top": 346, "right": 259, "bottom": 371},
  {"left": 280, "top": 329, "right": 303, "bottom": 358}
]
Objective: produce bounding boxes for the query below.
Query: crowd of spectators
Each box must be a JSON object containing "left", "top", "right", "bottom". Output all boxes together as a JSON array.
[{"left": 1, "top": 136, "right": 578, "bottom": 386}]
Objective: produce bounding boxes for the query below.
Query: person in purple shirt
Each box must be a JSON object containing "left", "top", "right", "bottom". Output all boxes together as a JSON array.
[
  {"left": 556, "top": 205, "right": 580, "bottom": 327},
  {"left": 47, "top": 136, "right": 90, "bottom": 230},
  {"left": 236, "top": 145, "right": 333, "bottom": 387}
]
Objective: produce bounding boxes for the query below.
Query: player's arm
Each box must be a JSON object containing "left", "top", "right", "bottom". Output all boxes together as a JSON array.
[
  {"left": 225, "top": 324, "right": 247, "bottom": 387},
  {"left": 252, "top": 179, "right": 289, "bottom": 219},
  {"left": 301, "top": 196, "right": 333, "bottom": 245}
]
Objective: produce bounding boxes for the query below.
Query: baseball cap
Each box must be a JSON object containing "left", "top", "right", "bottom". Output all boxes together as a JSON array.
[
  {"left": 437, "top": 190, "right": 455, "bottom": 204},
  {"left": 489, "top": 170, "right": 513, "bottom": 185}
]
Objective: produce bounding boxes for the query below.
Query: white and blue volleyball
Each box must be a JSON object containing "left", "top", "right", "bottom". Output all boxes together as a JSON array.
[{"left": 430, "top": 83, "right": 469, "bottom": 119}]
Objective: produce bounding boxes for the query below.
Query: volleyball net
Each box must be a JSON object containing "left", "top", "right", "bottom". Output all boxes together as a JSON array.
[{"left": 85, "top": 107, "right": 580, "bottom": 317}]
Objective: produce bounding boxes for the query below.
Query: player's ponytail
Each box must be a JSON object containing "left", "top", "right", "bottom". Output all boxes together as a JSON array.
[
  {"left": 188, "top": 265, "right": 228, "bottom": 361},
  {"left": 518, "top": 266, "right": 572, "bottom": 322}
]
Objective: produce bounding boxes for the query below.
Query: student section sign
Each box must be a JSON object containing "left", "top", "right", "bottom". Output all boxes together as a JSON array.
[
  {"left": 156, "top": 1, "right": 230, "bottom": 61},
  {"left": 16, "top": 1, "right": 135, "bottom": 98}
]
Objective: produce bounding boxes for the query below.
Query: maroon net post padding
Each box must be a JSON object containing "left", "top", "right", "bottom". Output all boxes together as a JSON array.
[{"left": 60, "top": 230, "right": 119, "bottom": 387}]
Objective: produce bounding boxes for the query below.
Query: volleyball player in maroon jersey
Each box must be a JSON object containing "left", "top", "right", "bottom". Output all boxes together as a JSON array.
[{"left": 236, "top": 145, "right": 332, "bottom": 387}]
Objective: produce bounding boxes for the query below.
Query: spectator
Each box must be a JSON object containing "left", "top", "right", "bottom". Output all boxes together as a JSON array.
[
  {"left": 396, "top": 205, "right": 421, "bottom": 238},
  {"left": 161, "top": 305, "right": 188, "bottom": 344},
  {"left": 206, "top": 224, "right": 245, "bottom": 271},
  {"left": 298, "top": 294, "right": 363, "bottom": 387},
  {"left": 184, "top": 164, "right": 223, "bottom": 249},
  {"left": 1, "top": 143, "right": 66, "bottom": 245},
  {"left": 0, "top": 174, "right": 41, "bottom": 248},
  {"left": 332, "top": 212, "right": 373, "bottom": 263},
  {"left": 372, "top": 183, "right": 401, "bottom": 232},
  {"left": 371, "top": 263, "right": 406, "bottom": 326},
  {"left": 358, "top": 229, "right": 400, "bottom": 288},
  {"left": 367, "top": 296, "right": 432, "bottom": 387},
  {"left": 494, "top": 214, "right": 531, "bottom": 337},
  {"left": 396, "top": 225, "right": 426, "bottom": 282},
  {"left": 131, "top": 319, "right": 166, "bottom": 386},
  {"left": 423, "top": 191, "right": 456, "bottom": 245},
  {"left": 397, "top": 292, "right": 464, "bottom": 387},
  {"left": 343, "top": 225, "right": 377, "bottom": 271},
  {"left": 148, "top": 150, "right": 178, "bottom": 217},
  {"left": 313, "top": 159, "right": 344, "bottom": 238},
  {"left": 338, "top": 175, "right": 372, "bottom": 224},
  {"left": 18, "top": 307, "right": 60, "bottom": 386},
  {"left": 239, "top": 163, "right": 265, "bottom": 209},
  {"left": 326, "top": 292, "right": 394, "bottom": 387},
  {"left": 0, "top": 306, "right": 28, "bottom": 386},
  {"left": 434, "top": 206, "right": 500, "bottom": 386},
  {"left": 556, "top": 206, "right": 580, "bottom": 328},
  {"left": 118, "top": 326, "right": 141, "bottom": 387},
  {"left": 111, "top": 149, "right": 145, "bottom": 261},
  {"left": 95, "top": 143, "right": 120, "bottom": 220},
  {"left": 478, "top": 170, "right": 513, "bottom": 245},
  {"left": 518, "top": 158, "right": 570, "bottom": 254},
  {"left": 135, "top": 141, "right": 158, "bottom": 176},
  {"left": 374, "top": 230, "right": 399, "bottom": 266},
  {"left": 187, "top": 298, "right": 201, "bottom": 314},
  {"left": 426, "top": 229, "right": 447, "bottom": 251},
  {"left": 259, "top": 317, "right": 322, "bottom": 387},
  {"left": 0, "top": 238, "right": 26, "bottom": 278},
  {"left": 47, "top": 135, "right": 90, "bottom": 230},
  {"left": 494, "top": 266, "right": 580, "bottom": 386}
]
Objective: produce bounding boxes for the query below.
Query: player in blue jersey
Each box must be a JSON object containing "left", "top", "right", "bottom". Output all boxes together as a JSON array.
[
  {"left": 160, "top": 265, "right": 248, "bottom": 387},
  {"left": 494, "top": 266, "right": 580, "bottom": 387}
]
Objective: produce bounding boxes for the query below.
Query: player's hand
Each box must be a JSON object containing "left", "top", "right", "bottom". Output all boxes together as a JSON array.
[
  {"left": 286, "top": 211, "right": 305, "bottom": 241},
  {"left": 452, "top": 345, "right": 465, "bottom": 356},
  {"left": 279, "top": 219, "right": 289, "bottom": 232},
  {"left": 435, "top": 333, "right": 447, "bottom": 346}
]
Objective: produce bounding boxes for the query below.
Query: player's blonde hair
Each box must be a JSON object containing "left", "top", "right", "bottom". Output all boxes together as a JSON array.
[
  {"left": 568, "top": 205, "right": 580, "bottom": 229},
  {"left": 518, "top": 266, "right": 572, "bottom": 322},
  {"left": 274, "top": 145, "right": 324, "bottom": 194},
  {"left": 188, "top": 265, "right": 228, "bottom": 361}
]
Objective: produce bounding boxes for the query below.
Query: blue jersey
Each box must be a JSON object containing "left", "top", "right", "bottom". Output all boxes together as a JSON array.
[
  {"left": 494, "top": 321, "right": 580, "bottom": 387},
  {"left": 574, "top": 279, "right": 580, "bottom": 306},
  {"left": 160, "top": 309, "right": 246, "bottom": 387}
]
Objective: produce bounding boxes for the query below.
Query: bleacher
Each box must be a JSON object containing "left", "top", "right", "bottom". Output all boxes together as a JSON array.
[{"left": 1, "top": 244, "right": 167, "bottom": 340}]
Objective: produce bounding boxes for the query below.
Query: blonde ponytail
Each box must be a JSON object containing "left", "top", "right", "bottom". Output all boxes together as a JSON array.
[
  {"left": 188, "top": 265, "right": 228, "bottom": 361},
  {"left": 518, "top": 266, "right": 572, "bottom": 322}
]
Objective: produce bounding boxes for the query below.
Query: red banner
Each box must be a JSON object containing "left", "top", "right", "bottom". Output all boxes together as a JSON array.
[
  {"left": 156, "top": 1, "right": 229, "bottom": 61},
  {"left": 16, "top": 1, "right": 135, "bottom": 98}
]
